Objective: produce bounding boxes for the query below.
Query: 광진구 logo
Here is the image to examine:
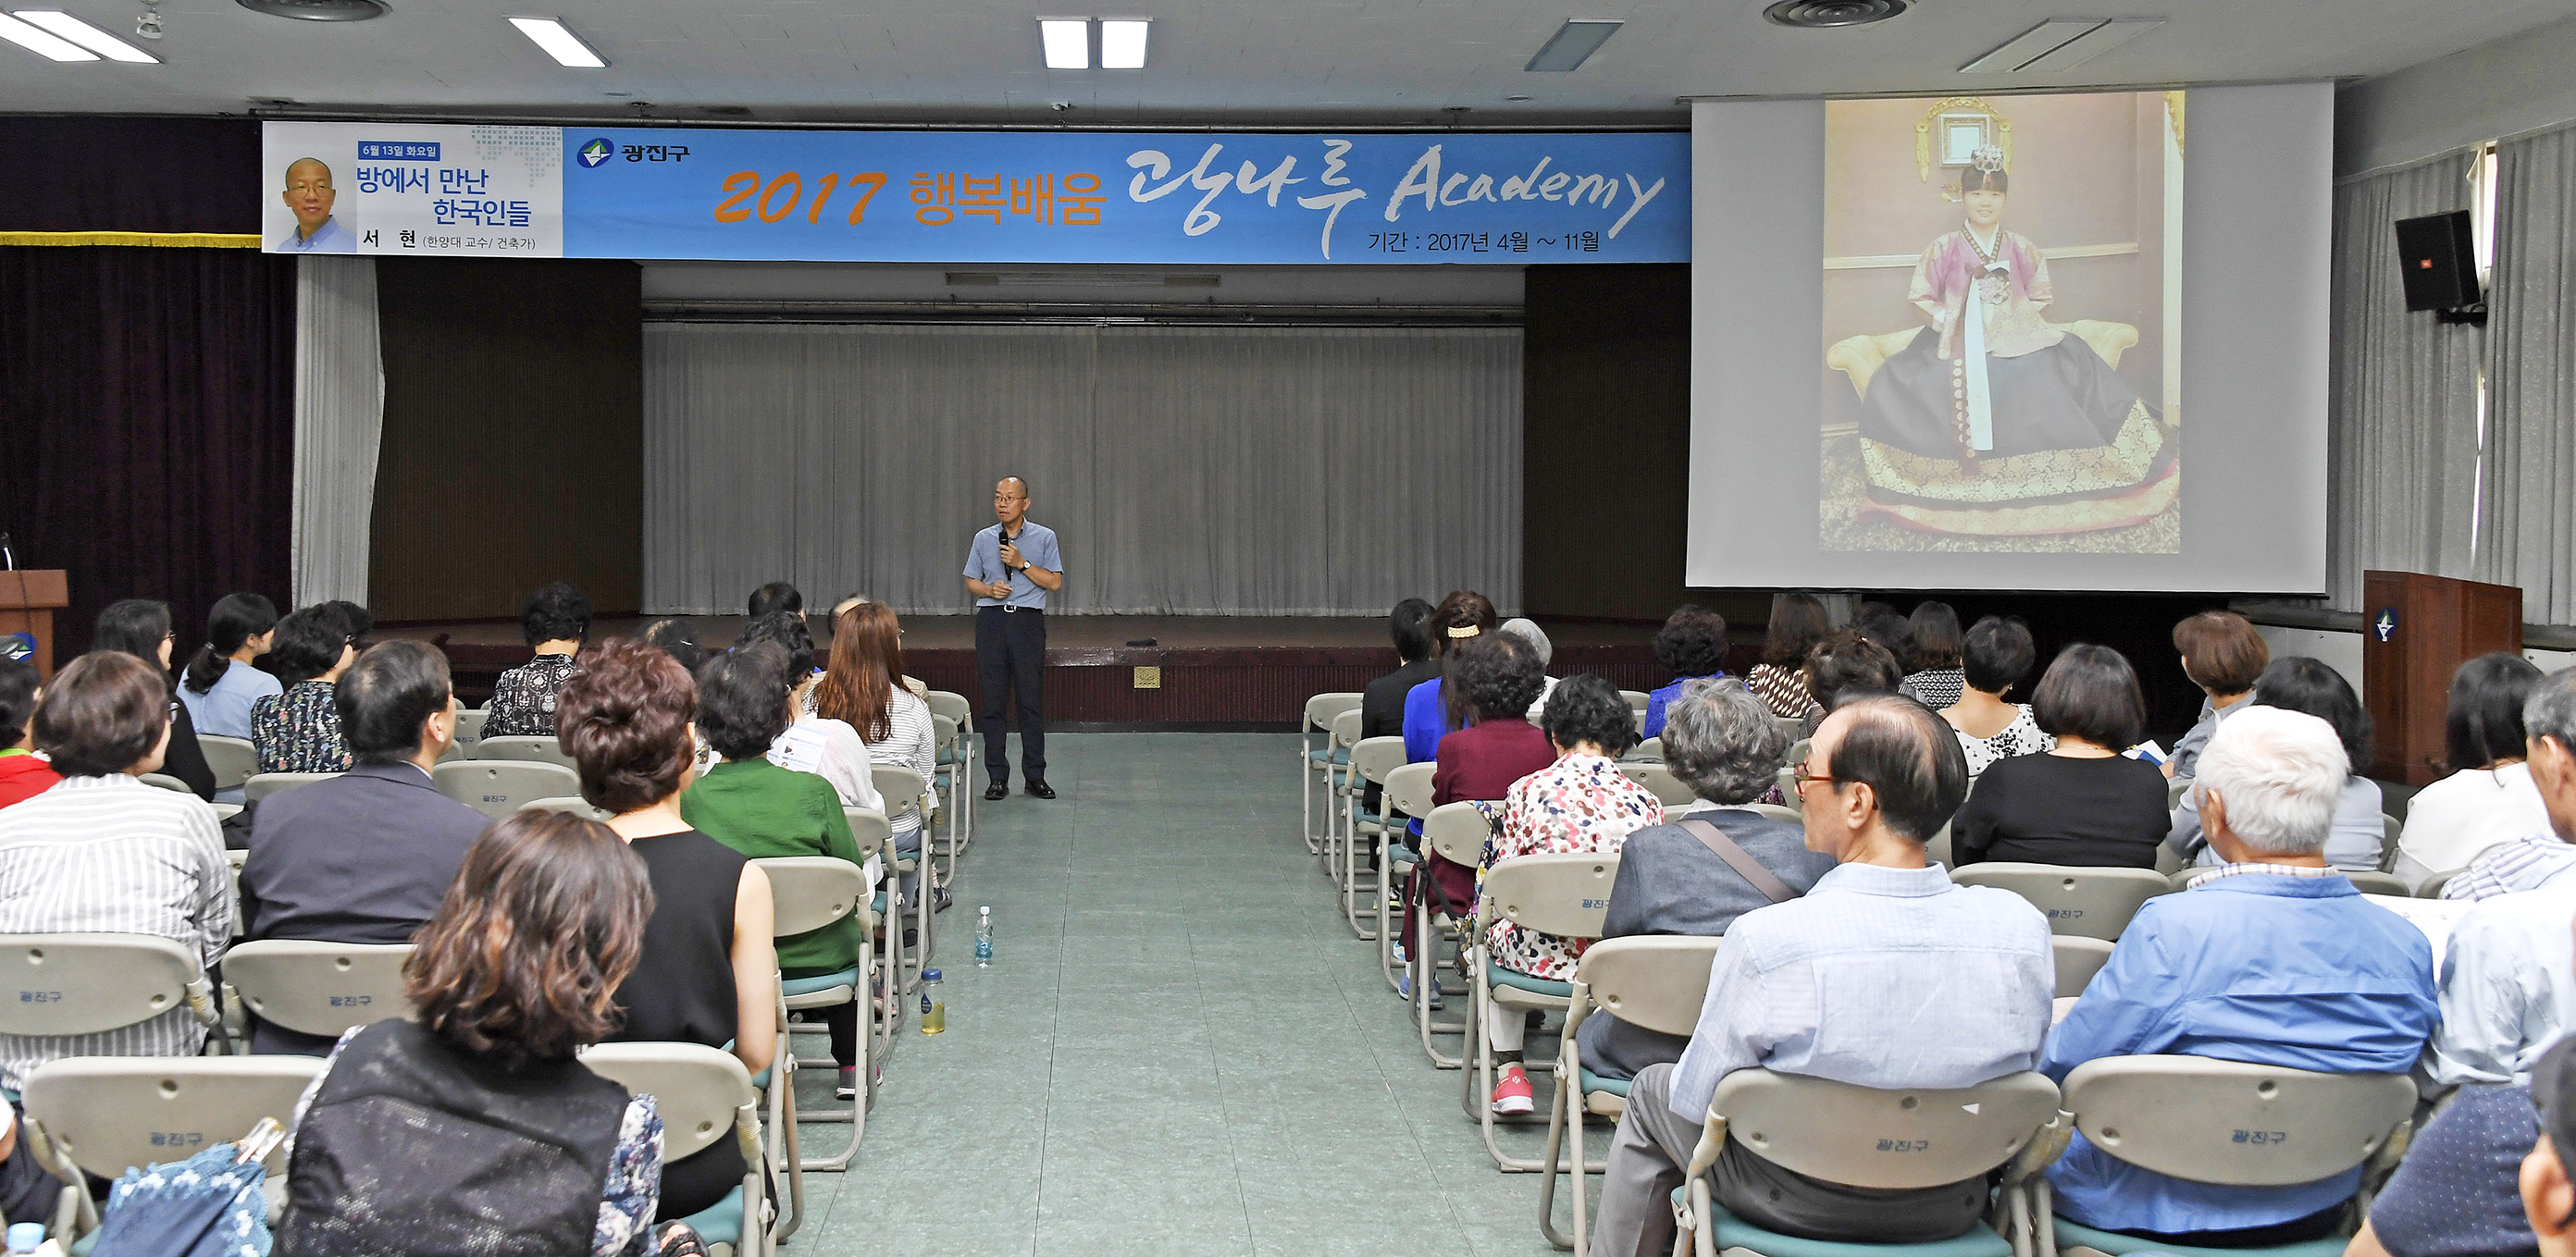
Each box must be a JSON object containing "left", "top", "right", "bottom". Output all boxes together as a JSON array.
[{"left": 576, "top": 138, "right": 614, "bottom": 168}]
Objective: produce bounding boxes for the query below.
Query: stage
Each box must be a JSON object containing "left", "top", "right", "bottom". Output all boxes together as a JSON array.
[{"left": 389, "top": 614, "right": 1681, "bottom": 730}]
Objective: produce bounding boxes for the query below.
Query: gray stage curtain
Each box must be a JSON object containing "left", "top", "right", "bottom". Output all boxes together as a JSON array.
[
  {"left": 2325, "top": 154, "right": 2484, "bottom": 612},
  {"left": 290, "top": 254, "right": 383, "bottom": 608},
  {"left": 2480, "top": 127, "right": 2576, "bottom": 624},
  {"left": 643, "top": 323, "right": 1522, "bottom": 616}
]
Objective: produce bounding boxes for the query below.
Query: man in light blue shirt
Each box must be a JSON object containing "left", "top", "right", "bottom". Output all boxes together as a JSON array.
[
  {"left": 1589, "top": 696, "right": 2054, "bottom": 1256},
  {"left": 963, "top": 476, "right": 1062, "bottom": 800},
  {"left": 2044, "top": 705, "right": 2438, "bottom": 1245},
  {"left": 277, "top": 157, "right": 357, "bottom": 253}
]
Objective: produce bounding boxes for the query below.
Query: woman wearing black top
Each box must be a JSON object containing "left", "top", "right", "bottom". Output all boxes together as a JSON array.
[
  {"left": 92, "top": 598, "right": 217, "bottom": 799},
  {"left": 1954, "top": 643, "right": 2168, "bottom": 868}
]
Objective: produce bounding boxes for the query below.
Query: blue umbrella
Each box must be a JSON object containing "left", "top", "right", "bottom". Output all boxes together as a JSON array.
[{"left": 85, "top": 1141, "right": 271, "bottom": 1257}]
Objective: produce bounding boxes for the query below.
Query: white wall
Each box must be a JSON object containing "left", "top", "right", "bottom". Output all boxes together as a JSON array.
[{"left": 2337, "top": 11, "right": 2576, "bottom": 176}]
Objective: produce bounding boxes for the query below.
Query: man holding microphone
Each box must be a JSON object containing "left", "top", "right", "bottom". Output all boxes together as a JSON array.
[{"left": 964, "top": 476, "right": 1061, "bottom": 800}]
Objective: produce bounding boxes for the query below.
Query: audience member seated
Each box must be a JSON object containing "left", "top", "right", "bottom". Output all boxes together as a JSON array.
[
  {"left": 2394, "top": 653, "right": 2552, "bottom": 891},
  {"left": 1358, "top": 598, "right": 1436, "bottom": 817},
  {"left": 0, "top": 652, "right": 232, "bottom": 1091},
  {"left": 272, "top": 809, "right": 679, "bottom": 1257},
  {"left": 0, "top": 659, "right": 56, "bottom": 808},
  {"left": 1899, "top": 600, "right": 1966, "bottom": 709},
  {"left": 814, "top": 600, "right": 941, "bottom": 914},
  {"left": 640, "top": 617, "right": 708, "bottom": 674},
  {"left": 1955, "top": 644, "right": 2168, "bottom": 868},
  {"left": 94, "top": 598, "right": 217, "bottom": 797},
  {"left": 1942, "top": 614, "right": 2055, "bottom": 781},
  {"left": 1481, "top": 674, "right": 1664, "bottom": 1115},
  {"left": 316, "top": 599, "right": 374, "bottom": 651},
  {"left": 1574, "top": 681, "right": 1832, "bottom": 1085},
  {"left": 555, "top": 639, "right": 779, "bottom": 1214},
  {"left": 250, "top": 605, "right": 358, "bottom": 775},
  {"left": 1402, "top": 589, "right": 1500, "bottom": 766},
  {"left": 1795, "top": 628, "right": 1905, "bottom": 735},
  {"left": 177, "top": 591, "right": 280, "bottom": 741},
  {"left": 1398, "top": 631, "right": 1549, "bottom": 985},
  {"left": 685, "top": 643, "right": 871, "bottom": 1093},
  {"left": 0, "top": 1097, "right": 64, "bottom": 1229},
  {"left": 1587, "top": 697, "right": 2052, "bottom": 1254},
  {"left": 2523, "top": 1050, "right": 2576, "bottom": 1257},
  {"left": 748, "top": 580, "right": 802, "bottom": 620},
  {"left": 2346, "top": 1068, "right": 2542, "bottom": 1257},
  {"left": 1853, "top": 607, "right": 1918, "bottom": 675},
  {"left": 1497, "top": 618, "right": 1561, "bottom": 718},
  {"left": 737, "top": 610, "right": 882, "bottom": 817},
  {"left": 1747, "top": 593, "right": 1830, "bottom": 720},
  {"left": 1642, "top": 605, "right": 1730, "bottom": 740},
  {"left": 241, "top": 641, "right": 485, "bottom": 1054},
  {"left": 2171, "top": 657, "right": 2385, "bottom": 870},
  {"left": 2042, "top": 704, "right": 2437, "bottom": 1246},
  {"left": 2443, "top": 667, "right": 2576, "bottom": 902},
  {"left": 484, "top": 580, "right": 591, "bottom": 739},
  {"left": 825, "top": 593, "right": 932, "bottom": 703},
  {"left": 2166, "top": 610, "right": 2270, "bottom": 781}
]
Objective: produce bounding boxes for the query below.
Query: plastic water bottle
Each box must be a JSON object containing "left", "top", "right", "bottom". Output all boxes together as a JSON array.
[
  {"left": 8, "top": 1223, "right": 46, "bottom": 1256},
  {"left": 919, "top": 968, "right": 945, "bottom": 1034},
  {"left": 974, "top": 906, "right": 994, "bottom": 967}
]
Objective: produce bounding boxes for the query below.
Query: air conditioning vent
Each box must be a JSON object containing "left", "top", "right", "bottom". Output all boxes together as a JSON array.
[
  {"left": 236, "top": 0, "right": 387, "bottom": 20},
  {"left": 1763, "top": 0, "right": 1907, "bottom": 28}
]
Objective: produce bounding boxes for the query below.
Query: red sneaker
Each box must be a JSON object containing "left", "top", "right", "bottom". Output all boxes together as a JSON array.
[{"left": 1491, "top": 1064, "right": 1535, "bottom": 1115}]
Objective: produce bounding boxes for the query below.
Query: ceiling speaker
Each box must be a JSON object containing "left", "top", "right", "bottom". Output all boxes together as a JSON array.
[
  {"left": 236, "top": 0, "right": 387, "bottom": 21},
  {"left": 1763, "top": 0, "right": 1908, "bottom": 28}
]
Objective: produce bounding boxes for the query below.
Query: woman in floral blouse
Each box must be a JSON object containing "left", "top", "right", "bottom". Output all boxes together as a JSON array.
[
  {"left": 250, "top": 605, "right": 357, "bottom": 774},
  {"left": 484, "top": 582, "right": 591, "bottom": 739},
  {"left": 1483, "top": 672, "right": 1664, "bottom": 1115}
]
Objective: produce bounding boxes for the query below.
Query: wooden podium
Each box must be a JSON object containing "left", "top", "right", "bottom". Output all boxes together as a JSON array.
[
  {"left": 0, "top": 570, "right": 68, "bottom": 681},
  {"left": 2361, "top": 570, "right": 2522, "bottom": 785}
]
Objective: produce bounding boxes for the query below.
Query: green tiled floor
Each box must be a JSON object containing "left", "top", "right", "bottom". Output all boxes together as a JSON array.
[{"left": 785, "top": 732, "right": 1610, "bottom": 1256}]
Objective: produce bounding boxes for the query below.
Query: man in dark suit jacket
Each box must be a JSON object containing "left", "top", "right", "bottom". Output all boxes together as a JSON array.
[
  {"left": 240, "top": 640, "right": 489, "bottom": 1054},
  {"left": 1576, "top": 681, "right": 1836, "bottom": 1080}
]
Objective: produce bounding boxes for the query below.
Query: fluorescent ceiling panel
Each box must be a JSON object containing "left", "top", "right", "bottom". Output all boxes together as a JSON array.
[
  {"left": 13, "top": 9, "right": 155, "bottom": 60},
  {"left": 1039, "top": 18, "right": 1088, "bottom": 69},
  {"left": 2019, "top": 17, "right": 2166, "bottom": 69},
  {"left": 1958, "top": 18, "right": 2102, "bottom": 71},
  {"left": 1099, "top": 18, "right": 1148, "bottom": 68},
  {"left": 0, "top": 9, "right": 96, "bottom": 59},
  {"left": 508, "top": 16, "right": 606, "bottom": 68},
  {"left": 1526, "top": 19, "right": 1621, "bottom": 71}
]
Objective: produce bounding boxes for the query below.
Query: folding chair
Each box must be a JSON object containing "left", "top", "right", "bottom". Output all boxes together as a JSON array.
[
  {"left": 581, "top": 1041, "right": 774, "bottom": 1257},
  {"left": 0, "top": 932, "right": 229, "bottom": 1057},
  {"left": 1300, "top": 692, "right": 1364, "bottom": 856},
  {"left": 2052, "top": 936, "right": 2115, "bottom": 998},
  {"left": 17, "top": 1055, "right": 324, "bottom": 1242},
  {"left": 1924, "top": 821, "right": 1954, "bottom": 869},
  {"left": 432, "top": 758, "right": 581, "bottom": 818},
  {"left": 1322, "top": 709, "right": 1366, "bottom": 878},
  {"left": 1341, "top": 736, "right": 1408, "bottom": 940},
  {"left": 520, "top": 795, "right": 614, "bottom": 821},
  {"left": 2167, "top": 776, "right": 2191, "bottom": 808},
  {"left": 1622, "top": 737, "right": 1664, "bottom": 764},
  {"left": 221, "top": 939, "right": 415, "bottom": 1045},
  {"left": 1412, "top": 801, "right": 1487, "bottom": 1069},
  {"left": 243, "top": 771, "right": 338, "bottom": 804},
  {"left": 469, "top": 733, "right": 579, "bottom": 770},
  {"left": 1468, "top": 852, "right": 1621, "bottom": 1172},
  {"left": 2052, "top": 1056, "right": 2416, "bottom": 1257},
  {"left": 1951, "top": 864, "right": 2174, "bottom": 941},
  {"left": 2345, "top": 869, "right": 2411, "bottom": 897},
  {"left": 929, "top": 713, "right": 963, "bottom": 885},
  {"left": 1544, "top": 935, "right": 1724, "bottom": 1255},
  {"left": 2379, "top": 814, "right": 2402, "bottom": 873},
  {"left": 453, "top": 707, "right": 489, "bottom": 746},
  {"left": 870, "top": 766, "right": 935, "bottom": 969},
  {"left": 137, "top": 772, "right": 193, "bottom": 795},
  {"left": 1614, "top": 762, "right": 1698, "bottom": 808},
  {"left": 1671, "top": 1069, "right": 2066, "bottom": 1257},
  {"left": 845, "top": 806, "right": 908, "bottom": 1018},
  {"left": 926, "top": 691, "right": 975, "bottom": 850},
  {"left": 2419, "top": 868, "right": 2466, "bottom": 899},
  {"left": 1773, "top": 715, "right": 1807, "bottom": 745},
  {"left": 1380, "top": 761, "right": 1436, "bottom": 989},
  {"left": 224, "top": 848, "right": 247, "bottom": 941},
  {"left": 751, "top": 852, "right": 873, "bottom": 1243},
  {"left": 195, "top": 734, "right": 256, "bottom": 793},
  {"left": 1620, "top": 691, "right": 1651, "bottom": 734}
]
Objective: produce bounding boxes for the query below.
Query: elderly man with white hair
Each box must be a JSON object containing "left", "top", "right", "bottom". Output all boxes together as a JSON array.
[{"left": 2038, "top": 704, "right": 2438, "bottom": 1247}]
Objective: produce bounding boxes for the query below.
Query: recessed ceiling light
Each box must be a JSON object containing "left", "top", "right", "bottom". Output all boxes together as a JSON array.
[
  {"left": 1958, "top": 17, "right": 2163, "bottom": 72},
  {"left": 0, "top": 9, "right": 96, "bottom": 58},
  {"left": 1039, "top": 18, "right": 1087, "bottom": 69},
  {"left": 1525, "top": 19, "right": 1620, "bottom": 72},
  {"left": 2017, "top": 17, "right": 2162, "bottom": 70},
  {"left": 14, "top": 9, "right": 156, "bottom": 59},
  {"left": 509, "top": 16, "right": 606, "bottom": 68},
  {"left": 1506, "top": 93, "right": 1531, "bottom": 101},
  {"left": 1099, "top": 18, "right": 1147, "bottom": 68}
]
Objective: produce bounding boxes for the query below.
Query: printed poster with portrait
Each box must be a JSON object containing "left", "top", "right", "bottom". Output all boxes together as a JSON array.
[{"left": 261, "top": 123, "right": 566, "bottom": 257}]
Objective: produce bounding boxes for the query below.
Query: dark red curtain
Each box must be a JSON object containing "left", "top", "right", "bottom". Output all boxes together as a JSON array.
[{"left": 0, "top": 245, "right": 297, "bottom": 657}]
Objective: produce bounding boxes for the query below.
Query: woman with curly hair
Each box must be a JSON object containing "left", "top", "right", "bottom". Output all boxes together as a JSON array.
[
  {"left": 1399, "top": 633, "right": 1554, "bottom": 998},
  {"left": 1642, "top": 605, "right": 1732, "bottom": 740}
]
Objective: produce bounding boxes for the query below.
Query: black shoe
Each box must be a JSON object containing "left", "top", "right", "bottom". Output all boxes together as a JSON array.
[
  {"left": 933, "top": 888, "right": 955, "bottom": 913},
  {"left": 984, "top": 782, "right": 1009, "bottom": 801},
  {"left": 903, "top": 928, "right": 919, "bottom": 949},
  {"left": 1026, "top": 779, "right": 1058, "bottom": 800}
]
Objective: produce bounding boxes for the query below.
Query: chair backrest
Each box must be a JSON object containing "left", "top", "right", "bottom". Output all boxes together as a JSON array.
[
  {"left": 1773, "top": 715, "right": 1807, "bottom": 747},
  {"left": 1949, "top": 863, "right": 2174, "bottom": 941},
  {"left": 2168, "top": 776, "right": 2191, "bottom": 808},
  {"left": 2346, "top": 869, "right": 2411, "bottom": 897},
  {"left": 1573, "top": 935, "right": 1722, "bottom": 1038},
  {"left": 1329, "top": 708, "right": 1361, "bottom": 750},
  {"left": 453, "top": 708, "right": 489, "bottom": 746},
  {"left": 2380, "top": 815, "right": 2402, "bottom": 872},
  {"left": 1923, "top": 821, "right": 1953, "bottom": 868},
  {"left": 2419, "top": 868, "right": 2465, "bottom": 899},
  {"left": 2058, "top": 1056, "right": 2417, "bottom": 1185},
  {"left": 470, "top": 734, "right": 577, "bottom": 770},
  {"left": 925, "top": 690, "right": 972, "bottom": 730},
  {"left": 1744, "top": 803, "right": 1802, "bottom": 825},
  {"left": 1616, "top": 762, "right": 1698, "bottom": 807},
  {"left": 842, "top": 806, "right": 895, "bottom": 856},
  {"left": 1709, "top": 1069, "right": 2063, "bottom": 1190},
  {"left": 2051, "top": 936, "right": 2116, "bottom": 999},
  {"left": 752, "top": 856, "right": 867, "bottom": 938},
  {"left": 1482, "top": 852, "right": 1620, "bottom": 940},
  {"left": 0, "top": 933, "right": 209, "bottom": 1038},
  {"left": 871, "top": 765, "right": 929, "bottom": 813},
  {"left": 244, "top": 770, "right": 340, "bottom": 803},
  {"left": 1350, "top": 736, "right": 1408, "bottom": 789},
  {"left": 1422, "top": 801, "right": 1491, "bottom": 867},
  {"left": 1625, "top": 737, "right": 1663, "bottom": 763},
  {"left": 520, "top": 795, "right": 613, "bottom": 821},
  {"left": 222, "top": 939, "right": 416, "bottom": 1037},
  {"left": 931, "top": 713, "right": 960, "bottom": 755},
  {"left": 1620, "top": 691, "right": 1651, "bottom": 733},
  {"left": 577, "top": 1041, "right": 760, "bottom": 1164},
  {"left": 19, "top": 1055, "right": 326, "bottom": 1177},
  {"left": 1305, "top": 692, "right": 1364, "bottom": 733},
  {"left": 138, "top": 772, "right": 193, "bottom": 795},
  {"left": 1383, "top": 762, "right": 1436, "bottom": 820},
  {"left": 431, "top": 759, "right": 582, "bottom": 819},
  {"left": 196, "top": 734, "right": 257, "bottom": 791}
]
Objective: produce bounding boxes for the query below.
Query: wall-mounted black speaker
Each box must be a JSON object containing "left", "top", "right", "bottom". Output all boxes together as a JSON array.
[{"left": 2394, "top": 210, "right": 2482, "bottom": 313}]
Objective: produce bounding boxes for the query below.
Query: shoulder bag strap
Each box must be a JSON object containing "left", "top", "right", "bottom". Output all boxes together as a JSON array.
[{"left": 1678, "top": 818, "right": 1800, "bottom": 905}]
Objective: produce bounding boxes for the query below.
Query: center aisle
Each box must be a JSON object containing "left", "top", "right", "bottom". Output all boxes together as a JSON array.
[{"left": 793, "top": 732, "right": 1594, "bottom": 1256}]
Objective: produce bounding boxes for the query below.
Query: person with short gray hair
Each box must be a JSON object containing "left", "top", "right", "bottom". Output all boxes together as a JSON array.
[{"left": 1496, "top": 618, "right": 1560, "bottom": 718}]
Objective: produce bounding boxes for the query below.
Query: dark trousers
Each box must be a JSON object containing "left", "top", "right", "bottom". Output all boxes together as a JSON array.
[{"left": 976, "top": 606, "right": 1046, "bottom": 783}]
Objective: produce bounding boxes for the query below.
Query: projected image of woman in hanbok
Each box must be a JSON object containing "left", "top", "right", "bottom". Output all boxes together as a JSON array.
[{"left": 1851, "top": 145, "right": 2177, "bottom": 537}]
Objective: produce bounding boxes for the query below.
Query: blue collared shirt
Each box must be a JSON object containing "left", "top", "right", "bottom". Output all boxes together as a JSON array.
[
  {"left": 2042, "top": 873, "right": 2438, "bottom": 1235},
  {"left": 1667, "top": 861, "right": 2054, "bottom": 1124},
  {"left": 2428, "top": 880, "right": 2576, "bottom": 1086},
  {"left": 278, "top": 216, "right": 356, "bottom": 253},
  {"left": 1641, "top": 673, "right": 1733, "bottom": 741},
  {"left": 964, "top": 521, "right": 1060, "bottom": 610}
]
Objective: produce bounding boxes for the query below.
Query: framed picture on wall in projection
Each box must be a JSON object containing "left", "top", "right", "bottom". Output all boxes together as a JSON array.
[{"left": 1819, "top": 92, "right": 2184, "bottom": 554}]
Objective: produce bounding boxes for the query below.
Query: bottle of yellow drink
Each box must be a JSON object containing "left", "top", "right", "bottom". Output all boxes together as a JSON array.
[{"left": 920, "top": 968, "right": 945, "bottom": 1034}]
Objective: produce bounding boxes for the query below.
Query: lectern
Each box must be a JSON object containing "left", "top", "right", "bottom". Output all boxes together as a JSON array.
[
  {"left": 2361, "top": 570, "right": 2522, "bottom": 786},
  {"left": 0, "top": 570, "right": 68, "bottom": 681}
]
